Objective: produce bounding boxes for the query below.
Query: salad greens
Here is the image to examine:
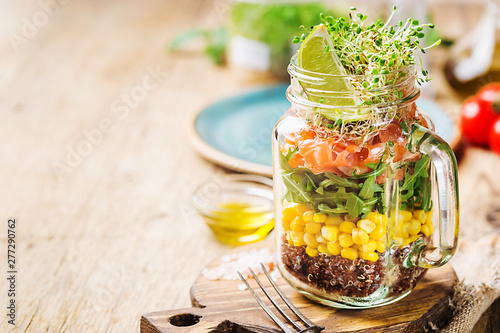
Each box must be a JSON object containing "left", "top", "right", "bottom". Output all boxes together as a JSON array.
[
  {"left": 280, "top": 149, "right": 382, "bottom": 218},
  {"left": 280, "top": 148, "right": 432, "bottom": 218},
  {"left": 168, "top": 28, "right": 227, "bottom": 65},
  {"left": 399, "top": 155, "right": 431, "bottom": 211},
  {"left": 230, "top": 2, "right": 328, "bottom": 74},
  {"left": 168, "top": 2, "right": 329, "bottom": 70}
]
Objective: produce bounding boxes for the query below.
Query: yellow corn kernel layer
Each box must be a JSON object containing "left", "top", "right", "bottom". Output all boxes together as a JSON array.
[
  {"left": 387, "top": 208, "right": 434, "bottom": 246},
  {"left": 281, "top": 203, "right": 434, "bottom": 262}
]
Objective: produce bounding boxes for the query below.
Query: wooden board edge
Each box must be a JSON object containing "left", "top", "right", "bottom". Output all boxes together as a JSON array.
[{"left": 141, "top": 314, "right": 164, "bottom": 333}]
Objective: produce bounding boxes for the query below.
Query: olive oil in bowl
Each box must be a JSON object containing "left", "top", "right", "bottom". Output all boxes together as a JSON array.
[{"left": 192, "top": 175, "right": 274, "bottom": 246}]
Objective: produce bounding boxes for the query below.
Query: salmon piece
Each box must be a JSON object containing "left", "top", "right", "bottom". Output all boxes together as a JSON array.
[
  {"left": 376, "top": 168, "right": 405, "bottom": 184},
  {"left": 394, "top": 168, "right": 405, "bottom": 181},
  {"left": 334, "top": 150, "right": 356, "bottom": 167},
  {"left": 285, "top": 129, "right": 316, "bottom": 146},
  {"left": 310, "top": 165, "right": 344, "bottom": 176},
  {"left": 282, "top": 120, "right": 418, "bottom": 175},
  {"left": 288, "top": 153, "right": 304, "bottom": 169},
  {"left": 355, "top": 165, "right": 372, "bottom": 175},
  {"left": 363, "top": 143, "right": 385, "bottom": 164},
  {"left": 393, "top": 143, "right": 408, "bottom": 162},
  {"left": 345, "top": 144, "right": 362, "bottom": 153},
  {"left": 376, "top": 171, "right": 386, "bottom": 184},
  {"left": 298, "top": 139, "right": 335, "bottom": 170},
  {"left": 379, "top": 123, "right": 406, "bottom": 144}
]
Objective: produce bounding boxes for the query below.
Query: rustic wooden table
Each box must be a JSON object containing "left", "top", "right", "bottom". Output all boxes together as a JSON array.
[{"left": 0, "top": 0, "right": 498, "bottom": 332}]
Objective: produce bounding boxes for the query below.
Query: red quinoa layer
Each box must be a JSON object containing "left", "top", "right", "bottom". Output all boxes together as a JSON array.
[{"left": 281, "top": 240, "right": 426, "bottom": 298}]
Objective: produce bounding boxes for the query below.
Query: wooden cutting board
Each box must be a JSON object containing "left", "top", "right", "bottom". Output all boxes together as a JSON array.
[{"left": 141, "top": 245, "right": 457, "bottom": 333}]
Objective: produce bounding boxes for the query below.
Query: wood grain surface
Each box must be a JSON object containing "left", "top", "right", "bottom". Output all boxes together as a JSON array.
[
  {"left": 141, "top": 244, "right": 457, "bottom": 333},
  {"left": 0, "top": 0, "right": 498, "bottom": 332}
]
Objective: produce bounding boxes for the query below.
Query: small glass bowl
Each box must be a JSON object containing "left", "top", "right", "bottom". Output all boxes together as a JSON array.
[{"left": 192, "top": 174, "right": 274, "bottom": 246}]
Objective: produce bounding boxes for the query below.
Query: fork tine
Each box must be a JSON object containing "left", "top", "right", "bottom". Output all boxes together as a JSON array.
[
  {"left": 260, "top": 263, "right": 324, "bottom": 330},
  {"left": 237, "top": 271, "right": 296, "bottom": 333},
  {"left": 247, "top": 267, "right": 303, "bottom": 332}
]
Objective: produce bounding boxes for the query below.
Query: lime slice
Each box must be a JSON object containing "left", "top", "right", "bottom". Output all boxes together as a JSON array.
[{"left": 298, "top": 24, "right": 357, "bottom": 119}]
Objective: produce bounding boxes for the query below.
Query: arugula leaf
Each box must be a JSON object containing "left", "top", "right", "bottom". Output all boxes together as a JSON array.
[
  {"left": 306, "top": 180, "right": 313, "bottom": 191},
  {"left": 420, "top": 177, "right": 432, "bottom": 211},
  {"left": 401, "top": 155, "right": 429, "bottom": 192},
  {"left": 279, "top": 150, "right": 295, "bottom": 173},
  {"left": 365, "top": 163, "right": 379, "bottom": 169},
  {"left": 282, "top": 172, "right": 311, "bottom": 204},
  {"left": 346, "top": 193, "right": 364, "bottom": 218},
  {"left": 348, "top": 162, "right": 387, "bottom": 179},
  {"left": 305, "top": 173, "right": 318, "bottom": 189},
  {"left": 332, "top": 192, "right": 344, "bottom": 208},
  {"left": 283, "top": 190, "right": 299, "bottom": 203},
  {"left": 285, "top": 147, "right": 299, "bottom": 160},
  {"left": 400, "top": 166, "right": 415, "bottom": 201},
  {"left": 398, "top": 155, "right": 432, "bottom": 211},
  {"left": 319, "top": 179, "right": 332, "bottom": 188},
  {"left": 358, "top": 175, "right": 376, "bottom": 199},
  {"left": 363, "top": 197, "right": 379, "bottom": 205},
  {"left": 324, "top": 172, "right": 359, "bottom": 189},
  {"left": 278, "top": 150, "right": 413, "bottom": 218},
  {"left": 318, "top": 203, "right": 348, "bottom": 214},
  {"left": 373, "top": 183, "right": 383, "bottom": 193},
  {"left": 400, "top": 121, "right": 410, "bottom": 136}
]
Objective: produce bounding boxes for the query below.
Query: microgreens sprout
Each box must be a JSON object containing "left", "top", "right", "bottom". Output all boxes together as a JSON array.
[
  {"left": 293, "top": 7, "right": 440, "bottom": 143},
  {"left": 294, "top": 6, "right": 440, "bottom": 85}
]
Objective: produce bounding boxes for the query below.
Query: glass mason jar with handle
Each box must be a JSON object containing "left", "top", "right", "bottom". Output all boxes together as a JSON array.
[{"left": 273, "top": 54, "right": 459, "bottom": 308}]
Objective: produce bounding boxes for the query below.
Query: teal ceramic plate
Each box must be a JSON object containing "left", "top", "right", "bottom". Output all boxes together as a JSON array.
[{"left": 187, "top": 85, "right": 460, "bottom": 177}]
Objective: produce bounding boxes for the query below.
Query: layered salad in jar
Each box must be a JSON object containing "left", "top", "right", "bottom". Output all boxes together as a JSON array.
[{"left": 275, "top": 7, "right": 441, "bottom": 304}]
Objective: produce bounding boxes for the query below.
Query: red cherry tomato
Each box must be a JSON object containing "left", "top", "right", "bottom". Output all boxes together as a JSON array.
[
  {"left": 488, "top": 117, "right": 500, "bottom": 154},
  {"left": 477, "top": 83, "right": 500, "bottom": 115},
  {"left": 460, "top": 96, "right": 497, "bottom": 145}
]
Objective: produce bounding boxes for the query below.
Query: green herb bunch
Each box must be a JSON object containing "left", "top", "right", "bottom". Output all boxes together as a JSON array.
[
  {"left": 293, "top": 6, "right": 441, "bottom": 86},
  {"left": 231, "top": 2, "right": 327, "bottom": 75}
]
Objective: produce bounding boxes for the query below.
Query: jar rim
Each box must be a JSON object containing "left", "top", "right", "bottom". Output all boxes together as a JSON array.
[
  {"left": 285, "top": 86, "right": 421, "bottom": 111},
  {"left": 288, "top": 53, "right": 417, "bottom": 80},
  {"left": 286, "top": 53, "right": 420, "bottom": 115}
]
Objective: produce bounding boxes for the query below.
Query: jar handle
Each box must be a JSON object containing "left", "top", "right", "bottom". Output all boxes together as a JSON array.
[{"left": 405, "top": 124, "right": 460, "bottom": 269}]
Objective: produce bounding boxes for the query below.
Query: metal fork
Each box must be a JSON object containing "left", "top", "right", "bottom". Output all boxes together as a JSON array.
[{"left": 237, "top": 263, "right": 325, "bottom": 333}]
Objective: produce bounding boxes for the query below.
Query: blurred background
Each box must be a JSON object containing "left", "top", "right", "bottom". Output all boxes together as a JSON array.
[
  {"left": 166, "top": 0, "right": 499, "bottom": 93},
  {"left": 1, "top": 0, "right": 499, "bottom": 332}
]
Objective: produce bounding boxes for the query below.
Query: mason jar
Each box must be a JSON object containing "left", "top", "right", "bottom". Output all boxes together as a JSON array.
[{"left": 273, "top": 54, "right": 459, "bottom": 308}]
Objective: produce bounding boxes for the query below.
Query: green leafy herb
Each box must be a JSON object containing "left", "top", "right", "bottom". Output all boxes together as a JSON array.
[
  {"left": 400, "top": 121, "right": 410, "bottom": 136},
  {"left": 358, "top": 175, "right": 376, "bottom": 199},
  {"left": 399, "top": 155, "right": 432, "bottom": 211},
  {"left": 349, "top": 162, "right": 387, "bottom": 179},
  {"left": 168, "top": 28, "right": 228, "bottom": 65},
  {"left": 231, "top": 2, "right": 327, "bottom": 71},
  {"left": 323, "top": 172, "right": 359, "bottom": 189},
  {"left": 279, "top": 150, "right": 384, "bottom": 217},
  {"left": 346, "top": 193, "right": 364, "bottom": 217},
  {"left": 400, "top": 155, "right": 429, "bottom": 192}
]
